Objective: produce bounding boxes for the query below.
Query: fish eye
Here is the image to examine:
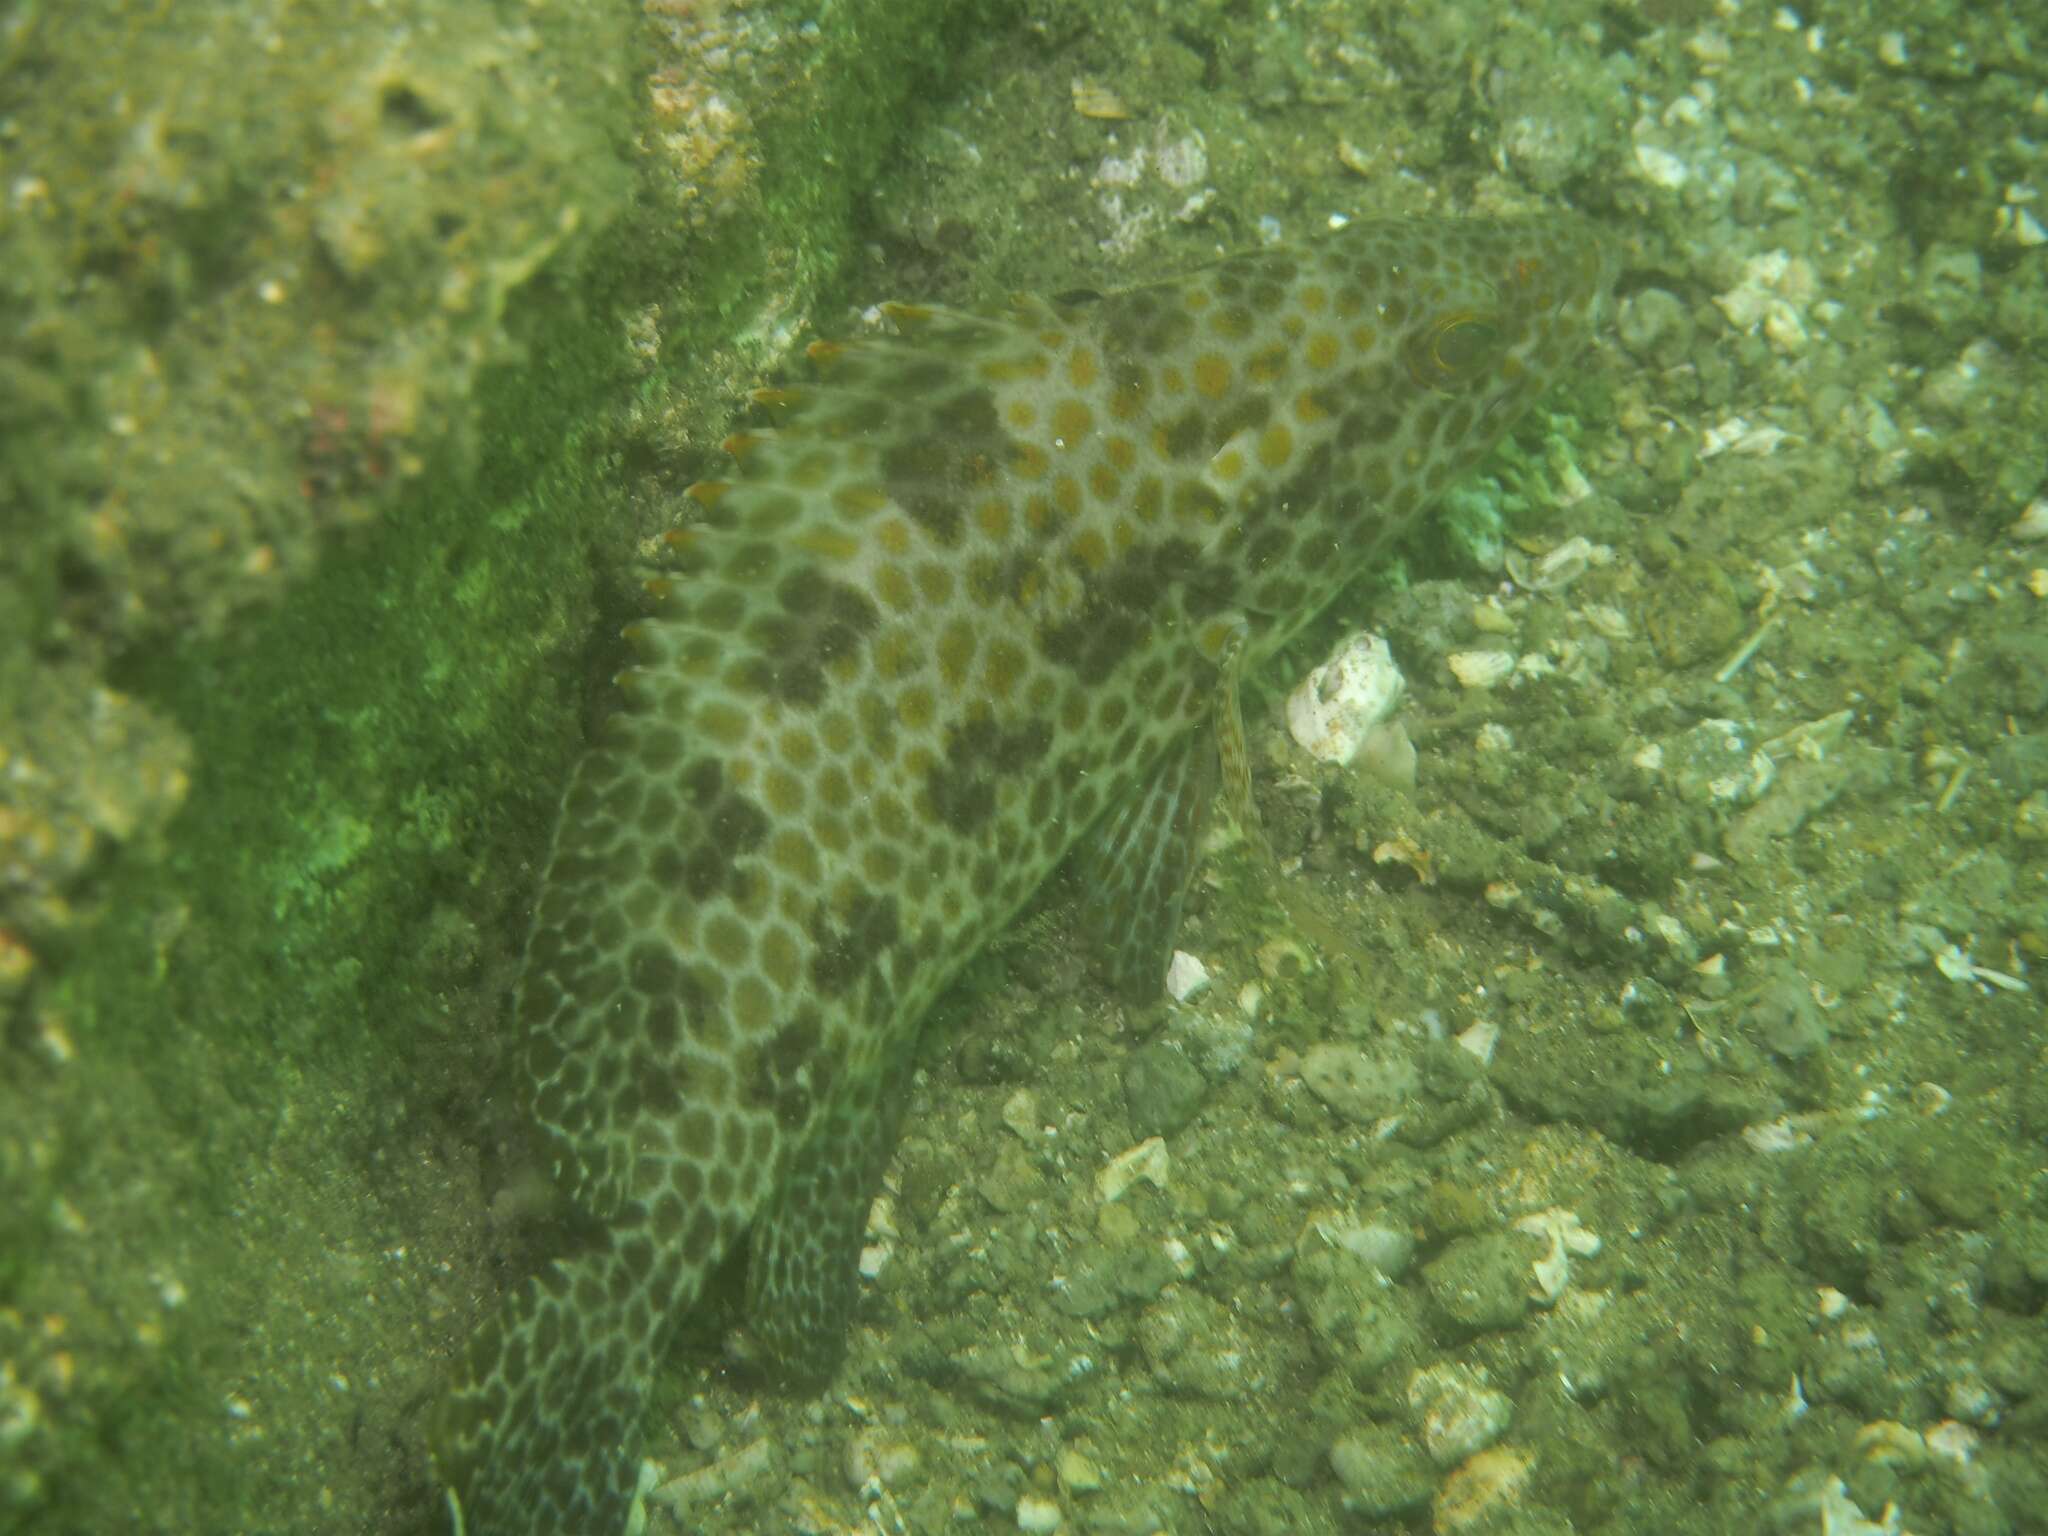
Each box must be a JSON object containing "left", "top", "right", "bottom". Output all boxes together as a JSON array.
[{"left": 1406, "top": 310, "right": 1501, "bottom": 391}]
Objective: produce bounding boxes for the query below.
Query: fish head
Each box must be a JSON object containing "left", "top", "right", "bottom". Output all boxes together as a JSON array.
[{"left": 1390, "top": 215, "right": 1618, "bottom": 434}]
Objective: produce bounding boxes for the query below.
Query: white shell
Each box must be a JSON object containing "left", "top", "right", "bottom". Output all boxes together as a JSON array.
[
  {"left": 1285, "top": 632, "right": 1406, "bottom": 765},
  {"left": 1447, "top": 649, "right": 1516, "bottom": 689}
]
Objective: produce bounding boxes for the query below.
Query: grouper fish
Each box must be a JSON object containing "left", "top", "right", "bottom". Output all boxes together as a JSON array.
[{"left": 430, "top": 214, "right": 1617, "bottom": 1533}]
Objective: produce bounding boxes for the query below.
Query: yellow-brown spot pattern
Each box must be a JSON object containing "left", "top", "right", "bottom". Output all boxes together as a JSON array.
[{"left": 433, "top": 216, "right": 1616, "bottom": 1536}]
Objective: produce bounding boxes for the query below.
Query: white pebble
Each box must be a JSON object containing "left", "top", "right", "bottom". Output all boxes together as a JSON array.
[
  {"left": 1926, "top": 1420, "right": 1980, "bottom": 1465},
  {"left": 1633, "top": 141, "right": 1690, "bottom": 188},
  {"left": 2011, "top": 497, "right": 2048, "bottom": 541},
  {"left": 1016, "top": 1492, "right": 1064, "bottom": 1533},
  {"left": 1455, "top": 1019, "right": 1498, "bottom": 1065},
  {"left": 1165, "top": 949, "right": 1210, "bottom": 1002},
  {"left": 1514, "top": 1208, "right": 1601, "bottom": 1304}
]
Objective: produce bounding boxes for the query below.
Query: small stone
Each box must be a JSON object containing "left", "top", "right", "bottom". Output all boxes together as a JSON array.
[
  {"left": 1164, "top": 949, "right": 1210, "bottom": 1001},
  {"left": 1925, "top": 1420, "right": 1979, "bottom": 1466},
  {"left": 1001, "top": 1089, "right": 1040, "bottom": 1140},
  {"left": 1454, "top": 1020, "right": 1497, "bottom": 1066},
  {"left": 1123, "top": 1041, "right": 1207, "bottom": 1139},
  {"left": 978, "top": 1145, "right": 1047, "bottom": 1214},
  {"left": 1056, "top": 1448, "right": 1103, "bottom": 1493},
  {"left": 845, "top": 1430, "right": 919, "bottom": 1489},
  {"left": 1299, "top": 1043, "right": 1419, "bottom": 1124},
  {"left": 655, "top": 1437, "right": 778, "bottom": 1511},
  {"left": 1434, "top": 1445, "right": 1534, "bottom": 1532},
  {"left": 1256, "top": 935, "right": 1311, "bottom": 981},
  {"left": 1329, "top": 1425, "right": 1433, "bottom": 1515},
  {"left": 1307, "top": 1210, "right": 1417, "bottom": 1278},
  {"left": 1097, "top": 1137, "right": 1169, "bottom": 1202},
  {"left": 1616, "top": 287, "right": 1693, "bottom": 366},
  {"left": 1016, "top": 1491, "right": 1064, "bottom": 1533},
  {"left": 1447, "top": 649, "right": 1515, "bottom": 689},
  {"left": 1136, "top": 1290, "right": 1271, "bottom": 1396},
  {"left": 1421, "top": 1234, "right": 1532, "bottom": 1336},
  {"left": 2015, "top": 790, "right": 2048, "bottom": 841},
  {"left": 1294, "top": 1239, "right": 1422, "bottom": 1374},
  {"left": 1512, "top": 1209, "right": 1601, "bottom": 1304},
  {"left": 1408, "top": 1363, "right": 1513, "bottom": 1466},
  {"left": 1357, "top": 719, "right": 1418, "bottom": 789},
  {"left": 1944, "top": 1373, "right": 2000, "bottom": 1426}
]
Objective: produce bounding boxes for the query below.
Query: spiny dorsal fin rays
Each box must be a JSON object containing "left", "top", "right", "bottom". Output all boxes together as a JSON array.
[
  {"left": 798, "top": 302, "right": 1031, "bottom": 388},
  {"left": 656, "top": 296, "right": 1074, "bottom": 618},
  {"left": 876, "top": 298, "right": 1074, "bottom": 352}
]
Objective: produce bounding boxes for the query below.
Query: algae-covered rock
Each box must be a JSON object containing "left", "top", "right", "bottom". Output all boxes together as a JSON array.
[
  {"left": 1122, "top": 1039, "right": 1208, "bottom": 1137},
  {"left": 1421, "top": 1234, "right": 1532, "bottom": 1338},
  {"left": 0, "top": 0, "right": 1014, "bottom": 1527},
  {"left": 1329, "top": 1424, "right": 1434, "bottom": 1517},
  {"left": 1294, "top": 1239, "right": 1423, "bottom": 1376}
]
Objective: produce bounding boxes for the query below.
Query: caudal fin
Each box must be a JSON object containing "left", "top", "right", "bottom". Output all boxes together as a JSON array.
[{"left": 430, "top": 1224, "right": 675, "bottom": 1536}]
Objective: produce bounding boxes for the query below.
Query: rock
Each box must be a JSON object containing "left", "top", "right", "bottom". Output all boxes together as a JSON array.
[
  {"left": 1164, "top": 949, "right": 1210, "bottom": 1001},
  {"left": 1123, "top": 1041, "right": 1207, "bottom": 1138},
  {"left": 1329, "top": 1425, "right": 1433, "bottom": 1516},
  {"left": 1097, "top": 1137, "right": 1170, "bottom": 1203},
  {"left": 1015, "top": 1492, "right": 1063, "bottom": 1533},
  {"left": 1300, "top": 1043, "right": 1419, "bottom": 1124},
  {"left": 1408, "top": 1363, "right": 1513, "bottom": 1466},
  {"left": 1421, "top": 1235, "right": 1532, "bottom": 1337},
  {"left": 1294, "top": 1240, "right": 1422, "bottom": 1374},
  {"left": 1434, "top": 1445, "right": 1535, "bottom": 1533}
]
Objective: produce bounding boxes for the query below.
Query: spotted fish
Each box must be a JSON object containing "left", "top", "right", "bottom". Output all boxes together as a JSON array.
[{"left": 430, "top": 215, "right": 1616, "bottom": 1533}]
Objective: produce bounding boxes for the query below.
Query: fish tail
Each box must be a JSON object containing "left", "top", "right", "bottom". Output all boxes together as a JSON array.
[{"left": 431, "top": 1218, "right": 690, "bottom": 1535}]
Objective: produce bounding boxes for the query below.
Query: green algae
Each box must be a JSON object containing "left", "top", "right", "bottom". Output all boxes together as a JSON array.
[{"left": 0, "top": 0, "right": 1025, "bottom": 1528}]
